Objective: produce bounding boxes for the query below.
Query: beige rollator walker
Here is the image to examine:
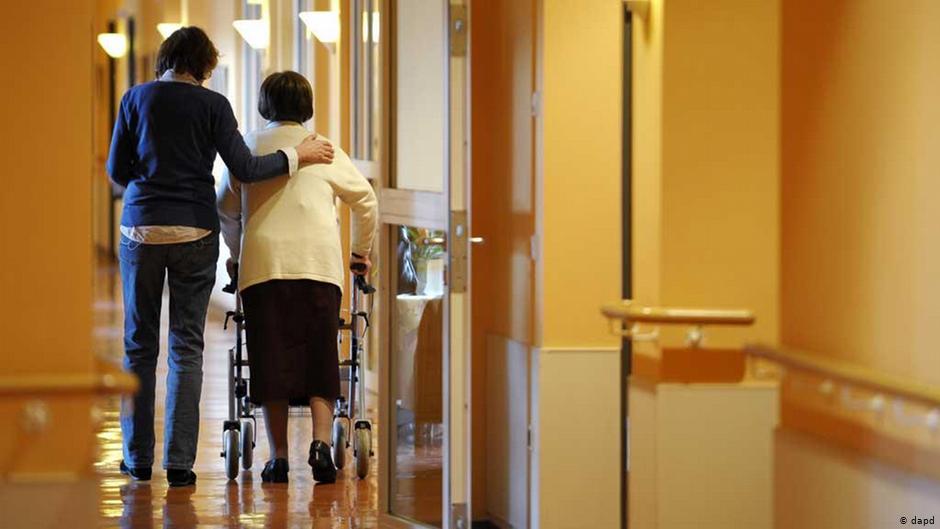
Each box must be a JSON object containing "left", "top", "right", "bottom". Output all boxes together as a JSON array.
[{"left": 220, "top": 264, "right": 376, "bottom": 480}]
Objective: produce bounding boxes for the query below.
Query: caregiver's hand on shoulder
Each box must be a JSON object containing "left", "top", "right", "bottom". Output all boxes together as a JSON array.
[{"left": 296, "top": 134, "right": 334, "bottom": 165}]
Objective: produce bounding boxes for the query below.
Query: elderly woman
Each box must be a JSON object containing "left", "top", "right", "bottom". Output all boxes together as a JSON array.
[
  {"left": 107, "top": 27, "right": 334, "bottom": 488},
  {"left": 218, "top": 71, "right": 377, "bottom": 484}
]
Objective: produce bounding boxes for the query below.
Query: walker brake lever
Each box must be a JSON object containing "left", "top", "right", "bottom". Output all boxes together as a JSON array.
[{"left": 354, "top": 274, "right": 376, "bottom": 295}]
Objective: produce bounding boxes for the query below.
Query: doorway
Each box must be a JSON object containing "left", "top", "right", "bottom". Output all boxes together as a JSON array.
[
  {"left": 376, "top": 2, "right": 540, "bottom": 527},
  {"left": 468, "top": 0, "right": 536, "bottom": 527},
  {"left": 376, "top": 1, "right": 473, "bottom": 527}
]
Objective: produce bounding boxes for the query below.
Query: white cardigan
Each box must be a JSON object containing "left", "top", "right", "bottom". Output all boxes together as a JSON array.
[{"left": 217, "top": 122, "right": 377, "bottom": 293}]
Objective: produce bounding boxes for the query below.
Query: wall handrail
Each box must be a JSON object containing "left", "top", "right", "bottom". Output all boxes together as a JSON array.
[
  {"left": 601, "top": 300, "right": 755, "bottom": 326},
  {"left": 745, "top": 344, "right": 940, "bottom": 409},
  {"left": 0, "top": 358, "right": 137, "bottom": 397}
]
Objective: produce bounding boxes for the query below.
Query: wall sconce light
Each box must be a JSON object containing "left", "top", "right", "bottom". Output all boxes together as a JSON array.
[
  {"left": 97, "top": 33, "right": 129, "bottom": 58},
  {"left": 157, "top": 23, "right": 183, "bottom": 39},
  {"left": 299, "top": 11, "right": 339, "bottom": 45},
  {"left": 233, "top": 19, "right": 269, "bottom": 50}
]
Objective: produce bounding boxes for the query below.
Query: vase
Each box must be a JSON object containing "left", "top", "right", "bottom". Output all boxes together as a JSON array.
[{"left": 415, "top": 258, "right": 445, "bottom": 296}]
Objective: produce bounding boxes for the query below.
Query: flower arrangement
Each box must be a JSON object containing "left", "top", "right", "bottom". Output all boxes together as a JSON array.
[
  {"left": 400, "top": 227, "right": 446, "bottom": 296},
  {"left": 404, "top": 227, "right": 446, "bottom": 260}
]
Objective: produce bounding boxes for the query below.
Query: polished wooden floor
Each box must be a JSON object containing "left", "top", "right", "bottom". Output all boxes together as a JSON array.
[{"left": 93, "top": 258, "right": 379, "bottom": 528}]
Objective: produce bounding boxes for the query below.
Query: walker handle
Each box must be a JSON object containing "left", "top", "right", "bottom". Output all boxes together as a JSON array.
[
  {"left": 353, "top": 271, "right": 376, "bottom": 295},
  {"left": 222, "top": 267, "right": 238, "bottom": 295}
]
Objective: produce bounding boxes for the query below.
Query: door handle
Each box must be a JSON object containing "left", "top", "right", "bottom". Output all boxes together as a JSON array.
[{"left": 469, "top": 237, "right": 484, "bottom": 245}]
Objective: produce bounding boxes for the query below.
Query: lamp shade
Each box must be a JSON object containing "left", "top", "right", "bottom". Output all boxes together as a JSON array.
[
  {"left": 233, "top": 19, "right": 269, "bottom": 50},
  {"left": 157, "top": 23, "right": 183, "bottom": 39},
  {"left": 97, "top": 33, "right": 128, "bottom": 58},
  {"left": 299, "top": 11, "right": 339, "bottom": 44}
]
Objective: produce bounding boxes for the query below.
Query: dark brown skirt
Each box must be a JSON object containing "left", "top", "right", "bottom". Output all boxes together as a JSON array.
[{"left": 241, "top": 279, "right": 341, "bottom": 405}]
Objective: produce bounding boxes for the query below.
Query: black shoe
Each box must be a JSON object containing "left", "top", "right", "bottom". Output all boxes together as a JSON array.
[
  {"left": 261, "top": 458, "right": 289, "bottom": 483},
  {"left": 308, "top": 441, "right": 337, "bottom": 483},
  {"left": 167, "top": 468, "right": 197, "bottom": 487},
  {"left": 119, "top": 460, "right": 152, "bottom": 481}
]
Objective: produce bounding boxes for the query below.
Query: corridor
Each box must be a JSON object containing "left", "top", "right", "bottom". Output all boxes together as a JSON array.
[{"left": 5, "top": 1, "right": 940, "bottom": 528}]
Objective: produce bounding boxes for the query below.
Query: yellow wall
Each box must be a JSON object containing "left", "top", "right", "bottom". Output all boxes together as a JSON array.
[
  {"left": 536, "top": 1, "right": 622, "bottom": 527},
  {"left": 538, "top": 0, "right": 622, "bottom": 349},
  {"left": 632, "top": 0, "right": 665, "bottom": 312},
  {"left": 633, "top": 0, "right": 780, "bottom": 349},
  {"left": 0, "top": 4, "right": 95, "bottom": 377},
  {"left": 781, "top": 0, "right": 940, "bottom": 384},
  {"left": 187, "top": 0, "right": 239, "bottom": 86},
  {"left": 661, "top": 0, "right": 779, "bottom": 346},
  {"left": 0, "top": 2, "right": 99, "bottom": 524},
  {"left": 628, "top": 1, "right": 780, "bottom": 526}
]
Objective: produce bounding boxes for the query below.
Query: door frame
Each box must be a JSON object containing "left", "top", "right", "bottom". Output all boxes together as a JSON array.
[
  {"left": 376, "top": 1, "right": 473, "bottom": 527},
  {"left": 621, "top": 5, "right": 634, "bottom": 529}
]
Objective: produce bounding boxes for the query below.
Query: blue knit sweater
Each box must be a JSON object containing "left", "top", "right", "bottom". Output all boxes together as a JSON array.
[{"left": 106, "top": 80, "right": 289, "bottom": 232}]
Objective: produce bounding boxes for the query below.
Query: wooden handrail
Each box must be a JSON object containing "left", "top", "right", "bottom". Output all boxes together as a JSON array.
[
  {"left": 601, "top": 300, "right": 755, "bottom": 326},
  {"left": 0, "top": 358, "right": 137, "bottom": 396},
  {"left": 746, "top": 344, "right": 940, "bottom": 409}
]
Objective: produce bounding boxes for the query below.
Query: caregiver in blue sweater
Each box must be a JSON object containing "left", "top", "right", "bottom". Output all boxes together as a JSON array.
[{"left": 106, "top": 26, "right": 333, "bottom": 487}]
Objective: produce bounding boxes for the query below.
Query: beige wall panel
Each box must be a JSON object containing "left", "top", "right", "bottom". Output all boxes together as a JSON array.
[
  {"left": 535, "top": 348, "right": 620, "bottom": 529},
  {"left": 775, "top": 429, "right": 940, "bottom": 529},
  {"left": 656, "top": 383, "right": 778, "bottom": 529},
  {"left": 627, "top": 380, "right": 659, "bottom": 529},
  {"left": 485, "top": 335, "right": 529, "bottom": 528},
  {"left": 629, "top": 381, "right": 779, "bottom": 529}
]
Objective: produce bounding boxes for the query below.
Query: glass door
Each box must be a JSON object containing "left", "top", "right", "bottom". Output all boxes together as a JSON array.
[{"left": 377, "top": 1, "right": 472, "bottom": 528}]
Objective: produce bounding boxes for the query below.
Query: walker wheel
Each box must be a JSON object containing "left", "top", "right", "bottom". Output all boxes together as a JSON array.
[
  {"left": 332, "top": 418, "right": 348, "bottom": 470},
  {"left": 224, "top": 428, "right": 239, "bottom": 480},
  {"left": 241, "top": 420, "right": 254, "bottom": 470},
  {"left": 355, "top": 427, "right": 371, "bottom": 479}
]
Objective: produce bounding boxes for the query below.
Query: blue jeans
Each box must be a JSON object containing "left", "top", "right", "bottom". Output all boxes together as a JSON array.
[{"left": 119, "top": 234, "right": 218, "bottom": 470}]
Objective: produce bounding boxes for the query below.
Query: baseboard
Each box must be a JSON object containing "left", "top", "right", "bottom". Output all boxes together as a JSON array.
[{"left": 482, "top": 513, "right": 517, "bottom": 529}]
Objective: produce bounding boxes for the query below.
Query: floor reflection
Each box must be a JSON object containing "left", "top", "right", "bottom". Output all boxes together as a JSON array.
[
  {"left": 93, "top": 255, "right": 379, "bottom": 528},
  {"left": 391, "top": 441, "right": 443, "bottom": 526}
]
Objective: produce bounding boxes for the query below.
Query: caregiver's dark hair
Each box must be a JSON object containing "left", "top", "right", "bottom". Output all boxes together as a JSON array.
[
  {"left": 155, "top": 26, "right": 220, "bottom": 82},
  {"left": 258, "top": 71, "right": 314, "bottom": 124}
]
